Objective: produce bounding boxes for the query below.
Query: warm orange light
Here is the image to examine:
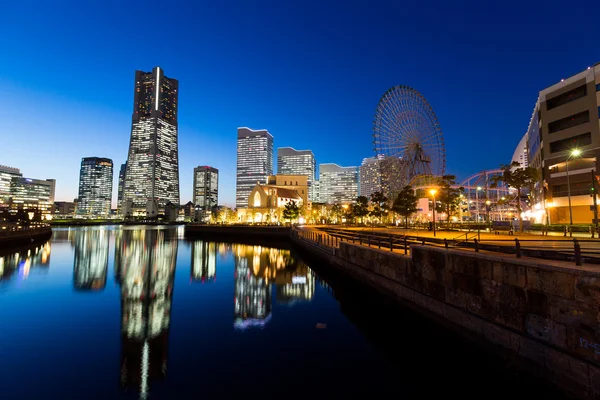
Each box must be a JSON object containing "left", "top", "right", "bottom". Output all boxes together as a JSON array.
[{"left": 429, "top": 189, "right": 437, "bottom": 196}]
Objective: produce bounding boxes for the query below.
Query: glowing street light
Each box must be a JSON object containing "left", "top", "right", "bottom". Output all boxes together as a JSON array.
[
  {"left": 566, "top": 148, "right": 582, "bottom": 227},
  {"left": 430, "top": 189, "right": 438, "bottom": 236}
]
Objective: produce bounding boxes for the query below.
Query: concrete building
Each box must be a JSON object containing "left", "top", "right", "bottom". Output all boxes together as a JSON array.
[
  {"left": 530, "top": 63, "right": 600, "bottom": 224},
  {"left": 512, "top": 134, "right": 529, "bottom": 169},
  {"left": 318, "top": 163, "right": 358, "bottom": 205},
  {"left": 123, "top": 67, "right": 180, "bottom": 217},
  {"left": 54, "top": 201, "right": 76, "bottom": 218},
  {"left": 236, "top": 127, "right": 273, "bottom": 208},
  {"left": 193, "top": 166, "right": 218, "bottom": 221},
  {"left": 117, "top": 162, "right": 126, "bottom": 214},
  {"left": 0, "top": 165, "right": 22, "bottom": 208},
  {"left": 277, "top": 147, "right": 316, "bottom": 201},
  {"left": 359, "top": 155, "right": 384, "bottom": 198},
  {"left": 77, "top": 157, "right": 113, "bottom": 217},
  {"left": 9, "top": 177, "right": 55, "bottom": 219}
]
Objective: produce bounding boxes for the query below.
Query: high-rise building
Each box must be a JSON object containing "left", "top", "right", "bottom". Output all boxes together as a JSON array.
[
  {"left": 528, "top": 63, "right": 600, "bottom": 224},
  {"left": 193, "top": 166, "right": 218, "bottom": 221},
  {"left": 0, "top": 165, "right": 22, "bottom": 208},
  {"left": 123, "top": 67, "right": 180, "bottom": 217},
  {"left": 277, "top": 147, "right": 316, "bottom": 201},
  {"left": 117, "top": 162, "right": 127, "bottom": 214},
  {"left": 77, "top": 157, "right": 113, "bottom": 217},
  {"left": 9, "top": 177, "right": 55, "bottom": 218},
  {"left": 236, "top": 127, "right": 273, "bottom": 208},
  {"left": 359, "top": 155, "right": 384, "bottom": 198},
  {"left": 318, "top": 163, "right": 358, "bottom": 204}
]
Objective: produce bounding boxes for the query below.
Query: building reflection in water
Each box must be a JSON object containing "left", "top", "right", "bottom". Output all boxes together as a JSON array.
[
  {"left": 232, "top": 244, "right": 315, "bottom": 330},
  {"left": 115, "top": 228, "right": 178, "bottom": 399},
  {"left": 191, "top": 241, "right": 216, "bottom": 283},
  {"left": 0, "top": 241, "right": 51, "bottom": 283},
  {"left": 73, "top": 228, "right": 109, "bottom": 290}
]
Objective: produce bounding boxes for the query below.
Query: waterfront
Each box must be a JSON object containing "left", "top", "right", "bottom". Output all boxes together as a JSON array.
[{"left": 0, "top": 226, "right": 565, "bottom": 399}]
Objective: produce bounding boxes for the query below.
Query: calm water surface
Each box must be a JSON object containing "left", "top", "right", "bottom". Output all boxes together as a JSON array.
[{"left": 0, "top": 226, "right": 565, "bottom": 399}]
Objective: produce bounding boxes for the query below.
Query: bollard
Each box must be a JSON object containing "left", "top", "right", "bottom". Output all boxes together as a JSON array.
[
  {"left": 404, "top": 237, "right": 408, "bottom": 255},
  {"left": 444, "top": 238, "right": 448, "bottom": 249},
  {"left": 515, "top": 238, "right": 521, "bottom": 258},
  {"left": 574, "top": 239, "right": 582, "bottom": 266},
  {"left": 474, "top": 238, "right": 479, "bottom": 252}
]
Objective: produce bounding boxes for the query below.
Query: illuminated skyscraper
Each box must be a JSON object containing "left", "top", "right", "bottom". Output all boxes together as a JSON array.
[
  {"left": 277, "top": 147, "right": 316, "bottom": 201},
  {"left": 193, "top": 166, "right": 218, "bottom": 221},
  {"left": 9, "top": 177, "right": 55, "bottom": 218},
  {"left": 117, "top": 162, "right": 126, "bottom": 214},
  {"left": 236, "top": 127, "right": 273, "bottom": 208},
  {"left": 359, "top": 155, "right": 384, "bottom": 198},
  {"left": 0, "top": 165, "right": 22, "bottom": 207},
  {"left": 123, "top": 67, "right": 180, "bottom": 217},
  {"left": 319, "top": 163, "right": 358, "bottom": 204},
  {"left": 77, "top": 157, "right": 113, "bottom": 217}
]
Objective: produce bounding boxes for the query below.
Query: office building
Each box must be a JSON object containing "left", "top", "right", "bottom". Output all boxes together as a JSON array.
[
  {"left": 9, "top": 177, "right": 55, "bottom": 218},
  {"left": 359, "top": 155, "right": 384, "bottom": 198},
  {"left": 77, "top": 157, "right": 113, "bottom": 217},
  {"left": 117, "top": 162, "right": 126, "bottom": 214},
  {"left": 123, "top": 67, "right": 180, "bottom": 217},
  {"left": 236, "top": 127, "right": 273, "bottom": 208},
  {"left": 318, "top": 163, "right": 358, "bottom": 204},
  {"left": 530, "top": 63, "right": 600, "bottom": 224},
  {"left": 0, "top": 165, "right": 22, "bottom": 207},
  {"left": 193, "top": 166, "right": 218, "bottom": 221},
  {"left": 54, "top": 201, "right": 76, "bottom": 218},
  {"left": 277, "top": 147, "right": 316, "bottom": 201}
]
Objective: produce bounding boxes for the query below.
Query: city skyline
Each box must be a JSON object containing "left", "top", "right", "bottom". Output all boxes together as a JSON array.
[{"left": 1, "top": 2, "right": 598, "bottom": 207}]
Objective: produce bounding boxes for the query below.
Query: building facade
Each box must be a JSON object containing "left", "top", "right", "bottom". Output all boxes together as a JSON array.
[
  {"left": 267, "top": 174, "right": 308, "bottom": 205},
  {"left": 359, "top": 155, "right": 384, "bottom": 198},
  {"left": 123, "top": 67, "right": 180, "bottom": 217},
  {"left": 193, "top": 166, "right": 218, "bottom": 221},
  {"left": 318, "top": 163, "right": 358, "bottom": 204},
  {"left": 9, "top": 177, "right": 56, "bottom": 218},
  {"left": 0, "top": 165, "right": 22, "bottom": 208},
  {"left": 117, "top": 162, "right": 126, "bottom": 214},
  {"left": 277, "top": 147, "right": 316, "bottom": 201},
  {"left": 236, "top": 127, "right": 273, "bottom": 208},
  {"left": 77, "top": 157, "right": 113, "bottom": 217},
  {"left": 54, "top": 201, "right": 76, "bottom": 218},
  {"left": 531, "top": 63, "right": 600, "bottom": 224}
]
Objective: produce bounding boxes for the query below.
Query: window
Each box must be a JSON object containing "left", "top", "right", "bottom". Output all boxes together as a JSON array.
[
  {"left": 549, "top": 132, "right": 592, "bottom": 153},
  {"left": 596, "top": 84, "right": 600, "bottom": 92},
  {"left": 548, "top": 111, "right": 589, "bottom": 133},
  {"left": 546, "top": 84, "right": 587, "bottom": 110}
]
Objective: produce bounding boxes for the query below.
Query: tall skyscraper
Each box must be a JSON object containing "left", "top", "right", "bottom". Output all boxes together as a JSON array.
[
  {"left": 359, "top": 155, "right": 384, "bottom": 199},
  {"left": 277, "top": 147, "right": 316, "bottom": 201},
  {"left": 117, "top": 162, "right": 127, "bottom": 213},
  {"left": 123, "top": 67, "right": 180, "bottom": 217},
  {"left": 236, "top": 127, "right": 273, "bottom": 208},
  {"left": 193, "top": 166, "right": 218, "bottom": 221},
  {"left": 77, "top": 157, "right": 113, "bottom": 217},
  {"left": 319, "top": 163, "right": 358, "bottom": 204}
]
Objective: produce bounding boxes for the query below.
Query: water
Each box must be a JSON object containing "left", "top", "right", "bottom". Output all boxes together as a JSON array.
[{"left": 0, "top": 226, "right": 565, "bottom": 399}]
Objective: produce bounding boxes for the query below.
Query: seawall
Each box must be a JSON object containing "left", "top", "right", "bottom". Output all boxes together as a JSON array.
[
  {"left": 290, "top": 229, "right": 600, "bottom": 399},
  {"left": 185, "top": 225, "right": 291, "bottom": 247},
  {"left": 0, "top": 226, "right": 52, "bottom": 250}
]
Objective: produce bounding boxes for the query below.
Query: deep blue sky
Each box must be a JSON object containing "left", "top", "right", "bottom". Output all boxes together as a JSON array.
[{"left": 1, "top": 0, "right": 598, "bottom": 207}]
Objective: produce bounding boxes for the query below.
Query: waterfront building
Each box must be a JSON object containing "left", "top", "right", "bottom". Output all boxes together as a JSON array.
[
  {"left": 117, "top": 162, "right": 126, "bottom": 214},
  {"left": 318, "top": 163, "right": 358, "bottom": 204},
  {"left": 123, "top": 67, "right": 180, "bottom": 217},
  {"left": 239, "top": 182, "right": 303, "bottom": 223},
  {"left": 359, "top": 155, "right": 384, "bottom": 198},
  {"left": 267, "top": 174, "right": 308, "bottom": 205},
  {"left": 529, "top": 63, "right": 600, "bottom": 224},
  {"left": 193, "top": 166, "right": 218, "bottom": 222},
  {"left": 277, "top": 147, "right": 316, "bottom": 201},
  {"left": 77, "top": 157, "right": 113, "bottom": 217},
  {"left": 54, "top": 201, "right": 76, "bottom": 218},
  {"left": 236, "top": 127, "right": 273, "bottom": 208},
  {"left": 0, "top": 165, "right": 22, "bottom": 208},
  {"left": 9, "top": 177, "right": 55, "bottom": 219}
]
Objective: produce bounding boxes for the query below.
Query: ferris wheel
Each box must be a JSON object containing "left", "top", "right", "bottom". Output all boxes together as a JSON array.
[{"left": 372, "top": 85, "right": 446, "bottom": 183}]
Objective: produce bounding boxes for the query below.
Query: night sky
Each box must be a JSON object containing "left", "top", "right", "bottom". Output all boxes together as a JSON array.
[{"left": 1, "top": 0, "right": 597, "bottom": 207}]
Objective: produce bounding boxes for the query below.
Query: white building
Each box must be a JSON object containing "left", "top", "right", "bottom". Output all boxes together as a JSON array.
[
  {"left": 318, "top": 163, "right": 358, "bottom": 204},
  {"left": 236, "top": 127, "right": 273, "bottom": 208}
]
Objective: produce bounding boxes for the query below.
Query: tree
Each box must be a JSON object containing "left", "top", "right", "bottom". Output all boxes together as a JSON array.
[
  {"left": 491, "top": 161, "right": 539, "bottom": 232},
  {"left": 369, "top": 191, "right": 389, "bottom": 224},
  {"left": 330, "top": 204, "right": 343, "bottom": 224},
  {"left": 353, "top": 196, "right": 369, "bottom": 224},
  {"left": 282, "top": 201, "right": 300, "bottom": 223},
  {"left": 435, "top": 175, "right": 463, "bottom": 224},
  {"left": 392, "top": 186, "right": 418, "bottom": 228}
]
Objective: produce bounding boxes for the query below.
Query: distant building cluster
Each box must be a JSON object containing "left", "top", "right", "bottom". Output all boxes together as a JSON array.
[{"left": 0, "top": 165, "right": 55, "bottom": 220}]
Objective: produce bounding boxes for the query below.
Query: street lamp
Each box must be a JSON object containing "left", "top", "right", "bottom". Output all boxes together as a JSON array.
[
  {"left": 485, "top": 200, "right": 491, "bottom": 230},
  {"left": 566, "top": 148, "right": 582, "bottom": 227},
  {"left": 476, "top": 186, "right": 482, "bottom": 222},
  {"left": 429, "top": 189, "right": 437, "bottom": 237}
]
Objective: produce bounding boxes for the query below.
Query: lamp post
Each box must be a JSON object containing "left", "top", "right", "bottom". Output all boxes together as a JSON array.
[
  {"left": 476, "top": 186, "right": 482, "bottom": 222},
  {"left": 485, "top": 200, "right": 491, "bottom": 231},
  {"left": 566, "top": 149, "right": 581, "bottom": 227},
  {"left": 430, "top": 189, "right": 437, "bottom": 237}
]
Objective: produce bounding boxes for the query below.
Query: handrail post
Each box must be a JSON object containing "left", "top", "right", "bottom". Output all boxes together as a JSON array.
[
  {"left": 390, "top": 236, "right": 393, "bottom": 251},
  {"left": 367, "top": 236, "right": 370, "bottom": 247},
  {"left": 378, "top": 239, "right": 381, "bottom": 249},
  {"left": 515, "top": 238, "right": 521, "bottom": 258},
  {"left": 421, "top": 238, "right": 425, "bottom": 245},
  {"left": 574, "top": 238, "right": 582, "bottom": 266},
  {"left": 404, "top": 236, "right": 408, "bottom": 254},
  {"left": 444, "top": 238, "right": 448, "bottom": 249},
  {"left": 474, "top": 239, "right": 479, "bottom": 252}
]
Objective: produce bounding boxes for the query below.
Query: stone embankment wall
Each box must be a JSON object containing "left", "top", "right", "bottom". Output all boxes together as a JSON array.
[
  {"left": 292, "top": 233, "right": 600, "bottom": 398},
  {"left": 185, "top": 225, "right": 291, "bottom": 244},
  {"left": 0, "top": 227, "right": 52, "bottom": 249}
]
